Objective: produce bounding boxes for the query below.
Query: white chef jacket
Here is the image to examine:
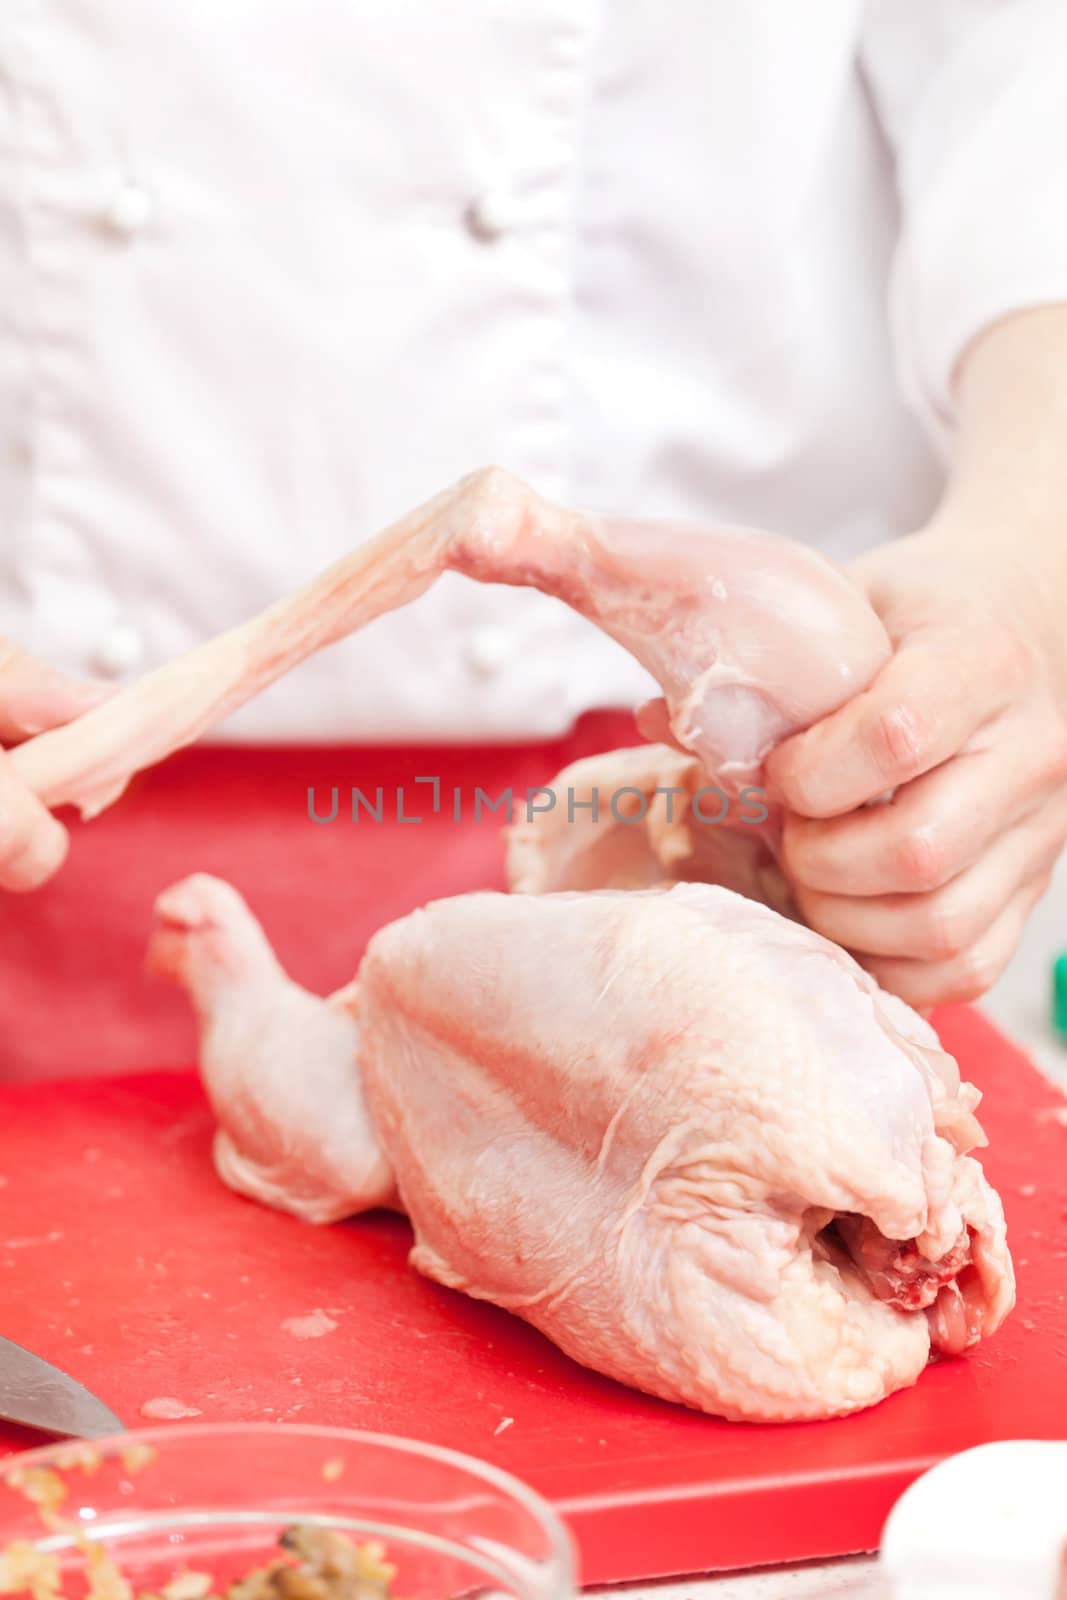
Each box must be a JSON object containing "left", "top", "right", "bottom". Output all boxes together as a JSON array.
[{"left": 0, "top": 1, "right": 1065, "bottom": 745}]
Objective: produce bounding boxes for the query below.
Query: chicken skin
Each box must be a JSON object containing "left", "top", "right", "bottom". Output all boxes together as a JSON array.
[{"left": 149, "top": 874, "right": 1013, "bottom": 1424}]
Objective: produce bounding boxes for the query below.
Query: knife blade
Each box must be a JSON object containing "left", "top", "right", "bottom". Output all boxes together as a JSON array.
[{"left": 0, "top": 1335, "right": 124, "bottom": 1439}]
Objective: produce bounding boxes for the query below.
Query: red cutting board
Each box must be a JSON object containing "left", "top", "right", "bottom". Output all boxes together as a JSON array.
[{"left": 1, "top": 1006, "right": 1066, "bottom": 1586}]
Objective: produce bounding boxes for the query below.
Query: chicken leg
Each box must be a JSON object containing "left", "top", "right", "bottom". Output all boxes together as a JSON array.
[
  {"left": 13, "top": 468, "right": 890, "bottom": 825},
  {"left": 149, "top": 873, "right": 393, "bottom": 1224}
]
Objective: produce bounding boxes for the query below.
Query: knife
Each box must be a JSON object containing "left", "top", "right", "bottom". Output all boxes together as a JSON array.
[{"left": 0, "top": 1335, "right": 124, "bottom": 1439}]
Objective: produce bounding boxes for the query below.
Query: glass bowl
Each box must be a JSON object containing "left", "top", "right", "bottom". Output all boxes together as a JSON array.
[{"left": 0, "top": 1423, "right": 576, "bottom": 1600}]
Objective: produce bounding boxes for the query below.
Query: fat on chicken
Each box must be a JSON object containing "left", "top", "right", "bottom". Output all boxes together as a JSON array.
[{"left": 148, "top": 873, "right": 1014, "bottom": 1424}]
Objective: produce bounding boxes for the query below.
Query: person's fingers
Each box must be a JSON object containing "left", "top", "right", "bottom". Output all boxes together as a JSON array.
[
  {"left": 856, "top": 873, "right": 1051, "bottom": 1010},
  {"left": 780, "top": 707, "right": 1067, "bottom": 897},
  {"left": 764, "top": 624, "right": 1031, "bottom": 818},
  {"left": 635, "top": 696, "right": 686, "bottom": 752},
  {"left": 791, "top": 788, "right": 1067, "bottom": 961},
  {"left": 0, "top": 748, "right": 70, "bottom": 890},
  {"left": 0, "top": 639, "right": 113, "bottom": 744}
]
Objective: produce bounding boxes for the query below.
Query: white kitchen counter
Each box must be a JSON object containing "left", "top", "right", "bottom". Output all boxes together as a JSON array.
[{"left": 586, "top": 856, "right": 1067, "bottom": 1599}]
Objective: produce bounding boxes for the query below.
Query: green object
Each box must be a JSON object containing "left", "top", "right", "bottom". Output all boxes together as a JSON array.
[{"left": 1053, "top": 953, "right": 1067, "bottom": 1039}]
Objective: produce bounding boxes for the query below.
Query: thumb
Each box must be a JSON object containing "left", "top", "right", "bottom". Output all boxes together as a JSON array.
[{"left": 0, "top": 640, "right": 115, "bottom": 743}]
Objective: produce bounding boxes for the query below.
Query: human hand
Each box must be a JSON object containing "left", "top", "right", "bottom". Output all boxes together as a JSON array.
[
  {"left": 762, "top": 529, "right": 1067, "bottom": 1009},
  {"left": 0, "top": 641, "right": 112, "bottom": 890}
]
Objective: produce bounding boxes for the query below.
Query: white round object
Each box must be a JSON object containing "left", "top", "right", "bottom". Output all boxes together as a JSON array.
[
  {"left": 465, "top": 622, "right": 514, "bottom": 675},
  {"left": 881, "top": 1439, "right": 1067, "bottom": 1598},
  {"left": 104, "top": 182, "right": 154, "bottom": 235},
  {"left": 465, "top": 189, "right": 517, "bottom": 241},
  {"left": 92, "top": 621, "right": 145, "bottom": 676}
]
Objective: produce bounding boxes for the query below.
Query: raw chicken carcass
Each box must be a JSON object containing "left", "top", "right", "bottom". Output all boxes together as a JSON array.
[
  {"left": 13, "top": 469, "right": 890, "bottom": 849},
  {"left": 19, "top": 461, "right": 1013, "bottom": 1422},
  {"left": 149, "top": 873, "right": 1014, "bottom": 1424}
]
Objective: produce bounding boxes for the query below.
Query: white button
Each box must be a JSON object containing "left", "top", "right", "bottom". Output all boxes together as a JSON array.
[
  {"left": 104, "top": 182, "right": 154, "bottom": 236},
  {"left": 93, "top": 622, "right": 145, "bottom": 677},
  {"left": 465, "top": 189, "right": 517, "bottom": 241},
  {"left": 465, "top": 623, "right": 514, "bottom": 676}
]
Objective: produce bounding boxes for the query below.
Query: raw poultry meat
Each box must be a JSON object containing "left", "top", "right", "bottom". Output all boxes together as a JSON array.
[
  {"left": 504, "top": 741, "right": 779, "bottom": 903},
  {"left": 11, "top": 465, "right": 1013, "bottom": 1419},
  {"left": 149, "top": 873, "right": 1013, "bottom": 1423},
  {"left": 12, "top": 468, "right": 890, "bottom": 842}
]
